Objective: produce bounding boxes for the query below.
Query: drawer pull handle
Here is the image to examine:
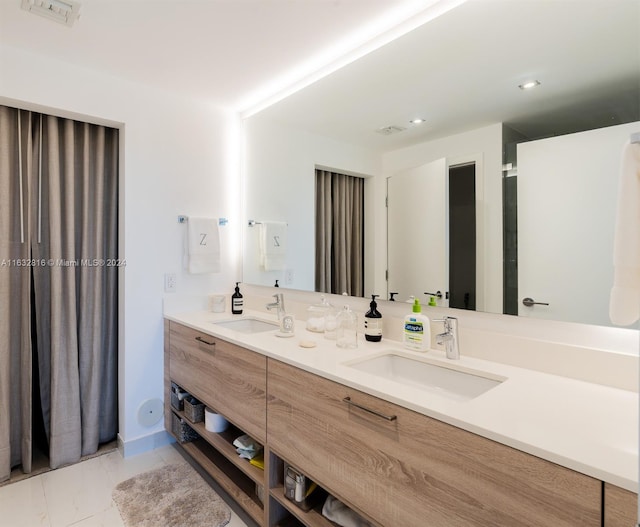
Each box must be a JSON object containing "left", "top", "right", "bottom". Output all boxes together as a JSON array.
[
  {"left": 195, "top": 336, "right": 216, "bottom": 346},
  {"left": 342, "top": 396, "right": 397, "bottom": 421}
]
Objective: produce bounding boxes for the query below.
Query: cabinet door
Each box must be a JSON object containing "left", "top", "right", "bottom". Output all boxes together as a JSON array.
[
  {"left": 169, "top": 322, "right": 267, "bottom": 442},
  {"left": 267, "top": 359, "right": 601, "bottom": 527},
  {"left": 605, "top": 483, "right": 638, "bottom": 527}
]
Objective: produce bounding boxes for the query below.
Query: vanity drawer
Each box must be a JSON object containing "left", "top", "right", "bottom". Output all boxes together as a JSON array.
[
  {"left": 169, "top": 321, "right": 267, "bottom": 442},
  {"left": 604, "top": 483, "right": 638, "bottom": 527},
  {"left": 267, "top": 358, "right": 600, "bottom": 527}
]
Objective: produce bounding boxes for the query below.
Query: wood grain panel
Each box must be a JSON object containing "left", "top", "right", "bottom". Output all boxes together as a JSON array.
[
  {"left": 605, "top": 482, "right": 638, "bottom": 527},
  {"left": 163, "top": 319, "right": 172, "bottom": 436},
  {"left": 169, "top": 321, "right": 267, "bottom": 442},
  {"left": 267, "top": 358, "right": 601, "bottom": 527}
]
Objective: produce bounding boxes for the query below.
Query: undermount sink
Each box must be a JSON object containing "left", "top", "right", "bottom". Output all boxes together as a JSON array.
[
  {"left": 213, "top": 317, "right": 278, "bottom": 334},
  {"left": 344, "top": 352, "right": 505, "bottom": 402}
]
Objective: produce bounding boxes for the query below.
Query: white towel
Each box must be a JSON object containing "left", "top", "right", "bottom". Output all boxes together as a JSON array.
[
  {"left": 185, "top": 217, "right": 220, "bottom": 274},
  {"left": 609, "top": 141, "right": 640, "bottom": 325},
  {"left": 259, "top": 221, "right": 287, "bottom": 271},
  {"left": 322, "top": 495, "right": 373, "bottom": 527}
]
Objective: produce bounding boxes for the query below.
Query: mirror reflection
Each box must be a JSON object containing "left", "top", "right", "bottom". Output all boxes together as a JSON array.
[{"left": 243, "top": 0, "right": 640, "bottom": 327}]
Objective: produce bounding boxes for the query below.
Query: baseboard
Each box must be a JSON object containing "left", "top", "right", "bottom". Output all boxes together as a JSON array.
[{"left": 117, "top": 430, "right": 175, "bottom": 458}]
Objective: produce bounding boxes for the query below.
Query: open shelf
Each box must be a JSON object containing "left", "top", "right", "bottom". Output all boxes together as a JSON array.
[
  {"left": 174, "top": 409, "right": 265, "bottom": 485},
  {"left": 181, "top": 438, "right": 264, "bottom": 526},
  {"left": 269, "top": 486, "right": 334, "bottom": 527}
]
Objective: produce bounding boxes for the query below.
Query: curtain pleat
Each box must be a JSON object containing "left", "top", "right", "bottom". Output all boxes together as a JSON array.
[
  {"left": 1, "top": 105, "right": 118, "bottom": 477},
  {"left": 0, "top": 107, "right": 33, "bottom": 481},
  {"left": 315, "top": 169, "right": 364, "bottom": 297}
]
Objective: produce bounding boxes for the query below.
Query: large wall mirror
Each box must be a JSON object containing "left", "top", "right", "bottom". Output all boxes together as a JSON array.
[{"left": 242, "top": 0, "right": 640, "bottom": 328}]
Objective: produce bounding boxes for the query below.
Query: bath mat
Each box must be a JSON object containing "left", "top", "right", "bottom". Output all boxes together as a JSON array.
[{"left": 112, "top": 463, "right": 231, "bottom": 527}]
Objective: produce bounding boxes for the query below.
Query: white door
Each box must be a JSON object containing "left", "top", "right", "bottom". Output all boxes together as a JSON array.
[
  {"left": 517, "top": 122, "right": 637, "bottom": 325},
  {"left": 387, "top": 158, "right": 448, "bottom": 305}
]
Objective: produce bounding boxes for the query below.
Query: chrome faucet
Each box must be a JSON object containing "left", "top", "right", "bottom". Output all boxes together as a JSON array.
[
  {"left": 434, "top": 316, "right": 460, "bottom": 360},
  {"left": 266, "top": 293, "right": 285, "bottom": 320}
]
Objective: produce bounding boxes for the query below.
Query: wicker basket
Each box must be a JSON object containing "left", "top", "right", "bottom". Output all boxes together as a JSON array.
[
  {"left": 184, "top": 396, "right": 205, "bottom": 423},
  {"left": 170, "top": 382, "right": 185, "bottom": 411},
  {"left": 171, "top": 412, "right": 199, "bottom": 443}
]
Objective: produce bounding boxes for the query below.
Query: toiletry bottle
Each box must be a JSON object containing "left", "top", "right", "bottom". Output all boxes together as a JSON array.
[
  {"left": 336, "top": 305, "right": 357, "bottom": 349},
  {"left": 364, "top": 294, "right": 382, "bottom": 342},
  {"left": 231, "top": 282, "right": 243, "bottom": 315},
  {"left": 403, "top": 298, "right": 430, "bottom": 351}
]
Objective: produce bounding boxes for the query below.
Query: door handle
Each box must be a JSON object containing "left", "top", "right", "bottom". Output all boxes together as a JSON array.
[{"left": 522, "top": 297, "right": 549, "bottom": 307}]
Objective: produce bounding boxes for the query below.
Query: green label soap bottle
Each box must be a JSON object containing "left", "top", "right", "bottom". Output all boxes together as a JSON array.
[{"left": 403, "top": 298, "right": 430, "bottom": 351}]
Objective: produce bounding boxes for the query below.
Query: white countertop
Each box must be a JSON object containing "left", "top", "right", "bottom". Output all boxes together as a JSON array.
[{"left": 165, "top": 309, "right": 639, "bottom": 493}]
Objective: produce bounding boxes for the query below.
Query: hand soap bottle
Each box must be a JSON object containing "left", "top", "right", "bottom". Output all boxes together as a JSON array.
[
  {"left": 403, "top": 298, "right": 430, "bottom": 351},
  {"left": 231, "top": 282, "right": 243, "bottom": 315},
  {"left": 364, "top": 294, "right": 382, "bottom": 342}
]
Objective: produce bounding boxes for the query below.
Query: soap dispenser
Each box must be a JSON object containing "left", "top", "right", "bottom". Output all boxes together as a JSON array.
[
  {"left": 231, "top": 282, "right": 243, "bottom": 315},
  {"left": 403, "top": 298, "right": 430, "bottom": 352},
  {"left": 364, "top": 294, "right": 382, "bottom": 342}
]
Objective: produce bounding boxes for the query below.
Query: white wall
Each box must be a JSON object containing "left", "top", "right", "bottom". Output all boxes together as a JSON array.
[
  {"left": 0, "top": 44, "right": 242, "bottom": 454},
  {"left": 243, "top": 116, "right": 382, "bottom": 293}
]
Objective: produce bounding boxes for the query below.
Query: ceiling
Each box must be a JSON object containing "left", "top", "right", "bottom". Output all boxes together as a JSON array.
[
  {"left": 0, "top": 0, "right": 458, "bottom": 112},
  {"left": 1, "top": 0, "right": 638, "bottom": 150},
  {"left": 251, "top": 0, "right": 640, "bottom": 150}
]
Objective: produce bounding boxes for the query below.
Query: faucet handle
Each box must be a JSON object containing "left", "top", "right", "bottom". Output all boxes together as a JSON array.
[{"left": 433, "top": 316, "right": 457, "bottom": 330}]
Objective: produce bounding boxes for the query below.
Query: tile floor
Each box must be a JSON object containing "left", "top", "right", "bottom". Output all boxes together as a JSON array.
[{"left": 0, "top": 444, "right": 249, "bottom": 527}]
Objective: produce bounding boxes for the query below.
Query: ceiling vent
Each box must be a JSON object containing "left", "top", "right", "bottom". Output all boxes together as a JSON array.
[
  {"left": 21, "top": 0, "right": 81, "bottom": 27},
  {"left": 375, "top": 125, "right": 406, "bottom": 136}
]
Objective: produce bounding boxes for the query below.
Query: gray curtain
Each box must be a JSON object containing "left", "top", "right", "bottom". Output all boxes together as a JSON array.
[
  {"left": 0, "top": 106, "right": 118, "bottom": 480},
  {"left": 0, "top": 108, "right": 34, "bottom": 479},
  {"left": 315, "top": 169, "right": 364, "bottom": 296}
]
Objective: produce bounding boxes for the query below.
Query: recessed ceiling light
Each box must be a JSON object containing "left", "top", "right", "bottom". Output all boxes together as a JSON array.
[
  {"left": 519, "top": 80, "right": 541, "bottom": 90},
  {"left": 21, "top": 0, "right": 81, "bottom": 27},
  {"left": 410, "top": 118, "right": 425, "bottom": 124}
]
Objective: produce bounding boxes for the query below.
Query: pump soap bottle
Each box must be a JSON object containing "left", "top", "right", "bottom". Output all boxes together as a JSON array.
[
  {"left": 232, "top": 282, "right": 244, "bottom": 315},
  {"left": 364, "top": 294, "right": 382, "bottom": 342},
  {"left": 403, "top": 298, "right": 430, "bottom": 351}
]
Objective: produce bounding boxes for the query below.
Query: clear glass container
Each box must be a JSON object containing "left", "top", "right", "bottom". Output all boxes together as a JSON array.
[
  {"left": 336, "top": 305, "right": 358, "bottom": 349},
  {"left": 306, "top": 295, "right": 331, "bottom": 333},
  {"left": 324, "top": 303, "right": 338, "bottom": 340}
]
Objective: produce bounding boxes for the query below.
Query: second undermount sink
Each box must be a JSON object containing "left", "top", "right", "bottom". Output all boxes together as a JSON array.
[
  {"left": 344, "top": 352, "right": 505, "bottom": 402},
  {"left": 213, "top": 317, "right": 278, "bottom": 334}
]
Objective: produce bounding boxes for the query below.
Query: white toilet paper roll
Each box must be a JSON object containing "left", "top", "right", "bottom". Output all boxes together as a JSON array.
[{"left": 205, "top": 407, "right": 229, "bottom": 433}]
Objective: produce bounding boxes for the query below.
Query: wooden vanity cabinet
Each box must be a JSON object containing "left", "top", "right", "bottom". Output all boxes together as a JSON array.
[
  {"left": 267, "top": 358, "right": 601, "bottom": 527},
  {"left": 165, "top": 321, "right": 269, "bottom": 526},
  {"left": 604, "top": 483, "right": 638, "bottom": 527},
  {"left": 169, "top": 320, "right": 267, "bottom": 442}
]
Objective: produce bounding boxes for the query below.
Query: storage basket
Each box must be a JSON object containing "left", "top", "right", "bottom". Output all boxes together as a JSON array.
[
  {"left": 170, "top": 382, "right": 186, "bottom": 411},
  {"left": 171, "top": 412, "right": 199, "bottom": 443},
  {"left": 184, "top": 396, "right": 205, "bottom": 423}
]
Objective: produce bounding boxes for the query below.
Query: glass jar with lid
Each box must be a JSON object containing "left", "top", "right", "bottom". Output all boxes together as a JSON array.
[{"left": 306, "top": 295, "right": 332, "bottom": 332}]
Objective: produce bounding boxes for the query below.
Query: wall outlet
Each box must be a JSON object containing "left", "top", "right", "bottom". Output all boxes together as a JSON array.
[
  {"left": 284, "top": 269, "right": 294, "bottom": 285},
  {"left": 164, "top": 273, "right": 177, "bottom": 293}
]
